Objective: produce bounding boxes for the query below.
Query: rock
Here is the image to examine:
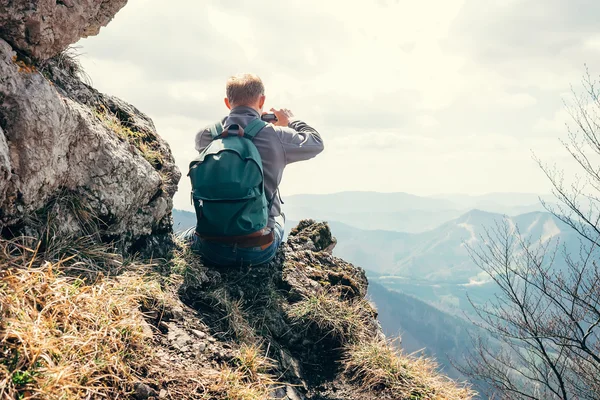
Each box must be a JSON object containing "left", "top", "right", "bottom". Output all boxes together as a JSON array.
[
  {"left": 279, "top": 348, "right": 304, "bottom": 382},
  {"left": 272, "top": 387, "right": 288, "bottom": 399},
  {"left": 194, "top": 342, "right": 206, "bottom": 353},
  {"left": 179, "top": 220, "right": 383, "bottom": 399},
  {"left": 159, "top": 389, "right": 168, "bottom": 399},
  {"left": 191, "top": 329, "right": 206, "bottom": 339},
  {"left": 0, "top": 37, "right": 180, "bottom": 255},
  {"left": 133, "top": 382, "right": 158, "bottom": 400},
  {"left": 170, "top": 305, "right": 185, "bottom": 321},
  {"left": 286, "top": 386, "right": 304, "bottom": 400},
  {"left": 166, "top": 323, "right": 193, "bottom": 351},
  {"left": 140, "top": 320, "right": 154, "bottom": 339},
  {"left": 283, "top": 238, "right": 368, "bottom": 301},
  {"left": 287, "top": 219, "right": 337, "bottom": 253},
  {"left": 0, "top": 0, "right": 128, "bottom": 61},
  {"left": 179, "top": 345, "right": 190, "bottom": 353}
]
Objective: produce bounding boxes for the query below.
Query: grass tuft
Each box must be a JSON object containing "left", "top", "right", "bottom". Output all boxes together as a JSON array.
[
  {"left": 343, "top": 338, "right": 476, "bottom": 400},
  {"left": 53, "top": 46, "right": 91, "bottom": 84},
  {"left": 288, "top": 293, "right": 369, "bottom": 342},
  {"left": 206, "top": 344, "right": 279, "bottom": 400},
  {"left": 0, "top": 238, "right": 165, "bottom": 399},
  {"left": 208, "top": 288, "right": 258, "bottom": 345}
]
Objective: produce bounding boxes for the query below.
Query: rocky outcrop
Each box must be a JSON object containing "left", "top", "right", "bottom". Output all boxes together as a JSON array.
[
  {"left": 177, "top": 220, "right": 384, "bottom": 399},
  {"left": 0, "top": 0, "right": 127, "bottom": 61},
  {"left": 0, "top": 0, "right": 180, "bottom": 255}
]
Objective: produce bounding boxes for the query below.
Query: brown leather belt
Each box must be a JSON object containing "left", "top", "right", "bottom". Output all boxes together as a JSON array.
[{"left": 196, "top": 229, "right": 275, "bottom": 248}]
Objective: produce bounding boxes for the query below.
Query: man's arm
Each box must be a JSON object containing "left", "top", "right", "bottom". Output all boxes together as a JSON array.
[{"left": 270, "top": 108, "right": 324, "bottom": 164}]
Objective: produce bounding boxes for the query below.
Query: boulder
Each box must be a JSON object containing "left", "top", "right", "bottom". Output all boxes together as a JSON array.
[
  {"left": 0, "top": 0, "right": 128, "bottom": 61},
  {"left": 0, "top": 37, "right": 181, "bottom": 255}
]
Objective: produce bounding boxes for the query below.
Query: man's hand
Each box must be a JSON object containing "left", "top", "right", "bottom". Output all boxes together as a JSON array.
[{"left": 270, "top": 108, "right": 295, "bottom": 126}]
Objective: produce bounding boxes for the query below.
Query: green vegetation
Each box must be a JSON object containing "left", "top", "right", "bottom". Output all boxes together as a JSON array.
[{"left": 94, "top": 106, "right": 165, "bottom": 169}]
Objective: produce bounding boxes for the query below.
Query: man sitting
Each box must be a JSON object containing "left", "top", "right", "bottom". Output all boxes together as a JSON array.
[{"left": 182, "top": 73, "right": 324, "bottom": 267}]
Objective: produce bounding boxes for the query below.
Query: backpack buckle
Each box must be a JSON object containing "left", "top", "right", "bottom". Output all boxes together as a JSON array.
[
  {"left": 222, "top": 124, "right": 245, "bottom": 138},
  {"left": 197, "top": 199, "right": 203, "bottom": 218}
]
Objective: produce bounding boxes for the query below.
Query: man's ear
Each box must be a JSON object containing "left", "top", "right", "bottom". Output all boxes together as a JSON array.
[
  {"left": 258, "top": 95, "right": 266, "bottom": 109},
  {"left": 224, "top": 97, "right": 232, "bottom": 110}
]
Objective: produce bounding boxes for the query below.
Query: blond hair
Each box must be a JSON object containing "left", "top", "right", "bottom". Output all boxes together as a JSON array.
[{"left": 226, "top": 73, "right": 265, "bottom": 107}]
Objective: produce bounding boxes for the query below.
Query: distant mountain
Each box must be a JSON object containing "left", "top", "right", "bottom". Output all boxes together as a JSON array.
[
  {"left": 432, "top": 192, "right": 555, "bottom": 209},
  {"left": 331, "top": 209, "right": 577, "bottom": 283},
  {"left": 328, "top": 209, "right": 580, "bottom": 316},
  {"left": 283, "top": 191, "right": 552, "bottom": 233},
  {"left": 172, "top": 209, "right": 196, "bottom": 233}
]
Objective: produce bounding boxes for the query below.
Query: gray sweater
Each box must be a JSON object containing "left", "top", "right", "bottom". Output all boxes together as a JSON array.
[{"left": 195, "top": 106, "right": 324, "bottom": 227}]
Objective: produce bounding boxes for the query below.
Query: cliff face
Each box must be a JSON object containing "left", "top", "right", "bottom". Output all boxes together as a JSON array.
[{"left": 0, "top": 0, "right": 180, "bottom": 255}]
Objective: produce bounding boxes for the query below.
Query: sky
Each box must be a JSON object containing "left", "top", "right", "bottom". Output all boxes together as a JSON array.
[{"left": 75, "top": 0, "right": 600, "bottom": 211}]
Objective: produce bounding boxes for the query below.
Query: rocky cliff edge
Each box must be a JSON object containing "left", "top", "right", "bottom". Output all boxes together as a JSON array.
[{"left": 0, "top": 220, "right": 475, "bottom": 399}]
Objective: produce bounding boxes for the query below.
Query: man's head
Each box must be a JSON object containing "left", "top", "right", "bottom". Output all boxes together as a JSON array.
[{"left": 224, "top": 73, "right": 266, "bottom": 112}]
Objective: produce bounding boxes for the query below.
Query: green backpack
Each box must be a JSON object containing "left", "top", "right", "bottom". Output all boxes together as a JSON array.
[{"left": 188, "top": 118, "right": 270, "bottom": 237}]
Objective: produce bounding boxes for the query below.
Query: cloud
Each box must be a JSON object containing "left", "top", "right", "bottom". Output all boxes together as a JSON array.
[
  {"left": 446, "top": 0, "right": 600, "bottom": 89},
  {"left": 75, "top": 0, "right": 599, "bottom": 209}
]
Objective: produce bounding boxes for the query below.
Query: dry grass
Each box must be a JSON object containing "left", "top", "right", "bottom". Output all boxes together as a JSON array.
[
  {"left": 0, "top": 238, "right": 167, "bottom": 399},
  {"left": 0, "top": 233, "right": 475, "bottom": 400},
  {"left": 288, "top": 293, "right": 369, "bottom": 342},
  {"left": 289, "top": 292, "right": 475, "bottom": 399},
  {"left": 343, "top": 338, "right": 476, "bottom": 400},
  {"left": 1, "top": 235, "right": 125, "bottom": 281},
  {"left": 205, "top": 344, "right": 279, "bottom": 400},
  {"left": 208, "top": 288, "right": 258, "bottom": 345},
  {"left": 169, "top": 237, "right": 201, "bottom": 278},
  {"left": 49, "top": 46, "right": 92, "bottom": 84}
]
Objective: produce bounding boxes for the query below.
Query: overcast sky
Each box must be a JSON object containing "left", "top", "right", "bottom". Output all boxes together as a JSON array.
[{"left": 76, "top": 0, "right": 600, "bottom": 210}]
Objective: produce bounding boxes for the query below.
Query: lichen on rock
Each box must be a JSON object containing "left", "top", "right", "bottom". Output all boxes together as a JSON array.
[{"left": 0, "top": 0, "right": 181, "bottom": 256}]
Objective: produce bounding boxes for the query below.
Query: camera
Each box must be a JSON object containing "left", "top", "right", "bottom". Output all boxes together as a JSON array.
[{"left": 261, "top": 113, "right": 278, "bottom": 123}]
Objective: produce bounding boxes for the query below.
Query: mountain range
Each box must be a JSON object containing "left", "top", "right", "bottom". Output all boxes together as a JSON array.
[
  {"left": 281, "top": 191, "right": 555, "bottom": 233},
  {"left": 329, "top": 209, "right": 579, "bottom": 316},
  {"left": 331, "top": 209, "right": 577, "bottom": 282}
]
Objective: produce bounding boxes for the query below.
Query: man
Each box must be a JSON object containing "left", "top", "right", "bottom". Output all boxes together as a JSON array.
[{"left": 182, "top": 73, "right": 324, "bottom": 267}]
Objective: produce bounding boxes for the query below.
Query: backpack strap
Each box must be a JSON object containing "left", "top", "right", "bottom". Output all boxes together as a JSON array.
[
  {"left": 244, "top": 119, "right": 268, "bottom": 139},
  {"left": 209, "top": 121, "right": 224, "bottom": 139},
  {"left": 267, "top": 188, "right": 279, "bottom": 211}
]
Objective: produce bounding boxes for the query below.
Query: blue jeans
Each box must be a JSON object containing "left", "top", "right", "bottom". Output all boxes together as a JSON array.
[{"left": 180, "top": 216, "right": 284, "bottom": 267}]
